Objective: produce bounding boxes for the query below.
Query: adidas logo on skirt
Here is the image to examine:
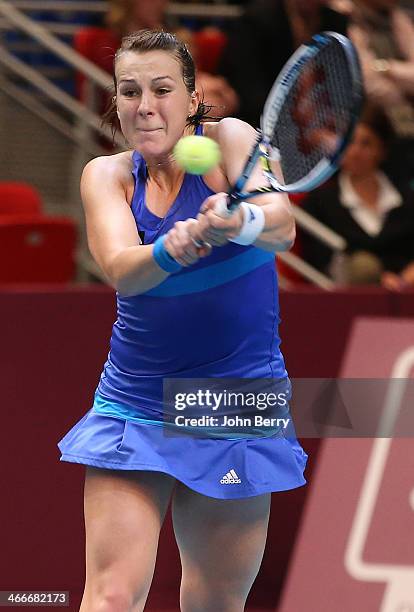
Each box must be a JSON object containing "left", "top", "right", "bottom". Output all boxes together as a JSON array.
[{"left": 220, "top": 469, "right": 242, "bottom": 484}]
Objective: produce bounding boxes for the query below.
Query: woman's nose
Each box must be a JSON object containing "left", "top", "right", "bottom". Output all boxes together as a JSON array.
[{"left": 138, "top": 92, "right": 154, "bottom": 116}]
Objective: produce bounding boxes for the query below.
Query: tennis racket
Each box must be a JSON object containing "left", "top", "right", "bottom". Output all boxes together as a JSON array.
[{"left": 215, "top": 31, "right": 363, "bottom": 217}]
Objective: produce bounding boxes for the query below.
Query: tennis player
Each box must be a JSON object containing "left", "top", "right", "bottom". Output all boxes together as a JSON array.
[{"left": 58, "top": 30, "right": 308, "bottom": 612}]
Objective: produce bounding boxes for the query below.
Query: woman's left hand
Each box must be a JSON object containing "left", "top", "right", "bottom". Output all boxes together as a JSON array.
[
  {"left": 190, "top": 193, "right": 244, "bottom": 246},
  {"left": 164, "top": 219, "right": 211, "bottom": 266}
]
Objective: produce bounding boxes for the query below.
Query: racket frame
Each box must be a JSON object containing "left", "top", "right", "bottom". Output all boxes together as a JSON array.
[{"left": 226, "top": 31, "right": 363, "bottom": 211}]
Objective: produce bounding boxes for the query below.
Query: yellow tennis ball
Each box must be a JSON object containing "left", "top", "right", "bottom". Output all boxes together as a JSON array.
[{"left": 174, "top": 135, "right": 221, "bottom": 175}]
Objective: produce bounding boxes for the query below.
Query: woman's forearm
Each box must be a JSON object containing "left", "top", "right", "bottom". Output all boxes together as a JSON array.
[
  {"left": 108, "top": 245, "right": 169, "bottom": 297},
  {"left": 253, "top": 201, "right": 296, "bottom": 253}
]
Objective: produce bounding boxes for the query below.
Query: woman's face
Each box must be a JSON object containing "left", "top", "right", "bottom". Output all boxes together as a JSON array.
[
  {"left": 115, "top": 50, "right": 199, "bottom": 161},
  {"left": 341, "top": 123, "right": 385, "bottom": 178}
]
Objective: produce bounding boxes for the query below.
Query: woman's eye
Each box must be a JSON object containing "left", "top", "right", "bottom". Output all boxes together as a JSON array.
[
  {"left": 122, "top": 90, "right": 138, "bottom": 97},
  {"left": 157, "top": 88, "right": 170, "bottom": 95}
]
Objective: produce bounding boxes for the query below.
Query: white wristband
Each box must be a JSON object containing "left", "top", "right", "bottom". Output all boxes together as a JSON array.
[{"left": 229, "top": 202, "right": 265, "bottom": 246}]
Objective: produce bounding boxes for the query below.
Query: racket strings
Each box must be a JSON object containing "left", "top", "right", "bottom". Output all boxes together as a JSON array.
[{"left": 269, "top": 39, "right": 356, "bottom": 187}]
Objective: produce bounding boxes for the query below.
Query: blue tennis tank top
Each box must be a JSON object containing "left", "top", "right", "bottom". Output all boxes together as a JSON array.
[{"left": 97, "top": 125, "right": 287, "bottom": 418}]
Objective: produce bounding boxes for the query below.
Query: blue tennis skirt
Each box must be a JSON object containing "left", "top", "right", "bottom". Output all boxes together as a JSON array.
[{"left": 58, "top": 394, "right": 309, "bottom": 500}]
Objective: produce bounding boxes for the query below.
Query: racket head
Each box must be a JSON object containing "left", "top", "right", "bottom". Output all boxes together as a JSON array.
[{"left": 260, "top": 31, "right": 364, "bottom": 194}]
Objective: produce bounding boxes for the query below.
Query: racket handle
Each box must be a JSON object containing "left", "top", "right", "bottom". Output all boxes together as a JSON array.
[
  {"left": 213, "top": 197, "right": 234, "bottom": 218},
  {"left": 192, "top": 197, "right": 239, "bottom": 248}
]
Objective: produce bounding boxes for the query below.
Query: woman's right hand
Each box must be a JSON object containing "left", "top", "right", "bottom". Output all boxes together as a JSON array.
[{"left": 164, "top": 219, "right": 212, "bottom": 267}]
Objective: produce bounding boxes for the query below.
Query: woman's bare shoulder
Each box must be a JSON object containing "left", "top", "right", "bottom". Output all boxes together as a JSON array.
[
  {"left": 83, "top": 150, "right": 134, "bottom": 180},
  {"left": 82, "top": 150, "right": 136, "bottom": 204},
  {"left": 203, "top": 118, "right": 255, "bottom": 144},
  {"left": 85, "top": 151, "right": 133, "bottom": 174}
]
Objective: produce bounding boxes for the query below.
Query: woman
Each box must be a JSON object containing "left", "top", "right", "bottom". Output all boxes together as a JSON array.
[
  {"left": 58, "top": 30, "right": 308, "bottom": 611},
  {"left": 219, "top": 0, "right": 349, "bottom": 126},
  {"left": 106, "top": 0, "right": 238, "bottom": 116},
  {"left": 348, "top": 0, "right": 414, "bottom": 183},
  {"left": 301, "top": 104, "right": 414, "bottom": 289}
]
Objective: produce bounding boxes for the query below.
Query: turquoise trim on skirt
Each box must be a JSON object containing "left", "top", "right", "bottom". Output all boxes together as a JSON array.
[{"left": 58, "top": 393, "right": 309, "bottom": 499}]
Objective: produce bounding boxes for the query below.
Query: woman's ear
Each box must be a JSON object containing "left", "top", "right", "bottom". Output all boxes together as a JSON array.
[
  {"left": 112, "top": 95, "right": 120, "bottom": 120},
  {"left": 189, "top": 90, "right": 201, "bottom": 116}
]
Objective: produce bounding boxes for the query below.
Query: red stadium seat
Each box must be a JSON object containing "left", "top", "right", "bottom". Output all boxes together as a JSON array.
[
  {"left": 0, "top": 182, "right": 43, "bottom": 217},
  {"left": 0, "top": 216, "right": 77, "bottom": 283},
  {"left": 193, "top": 28, "right": 228, "bottom": 74},
  {"left": 73, "top": 26, "right": 119, "bottom": 100}
]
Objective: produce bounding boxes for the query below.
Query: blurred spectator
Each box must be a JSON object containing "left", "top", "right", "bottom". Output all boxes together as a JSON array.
[
  {"left": 99, "top": 0, "right": 238, "bottom": 116},
  {"left": 219, "top": 0, "right": 348, "bottom": 127},
  {"left": 400, "top": 0, "right": 414, "bottom": 11},
  {"left": 301, "top": 104, "right": 414, "bottom": 290},
  {"left": 174, "top": 26, "right": 238, "bottom": 117},
  {"left": 105, "top": 0, "right": 175, "bottom": 35},
  {"left": 348, "top": 0, "right": 414, "bottom": 184}
]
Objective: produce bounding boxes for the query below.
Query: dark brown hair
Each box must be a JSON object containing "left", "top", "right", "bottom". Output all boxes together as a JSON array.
[{"left": 102, "top": 29, "right": 214, "bottom": 138}]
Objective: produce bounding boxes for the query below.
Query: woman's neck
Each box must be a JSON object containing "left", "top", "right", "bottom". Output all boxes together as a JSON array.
[
  {"left": 145, "top": 124, "right": 197, "bottom": 186},
  {"left": 144, "top": 160, "right": 186, "bottom": 218},
  {"left": 146, "top": 157, "right": 183, "bottom": 190},
  {"left": 348, "top": 171, "right": 380, "bottom": 210}
]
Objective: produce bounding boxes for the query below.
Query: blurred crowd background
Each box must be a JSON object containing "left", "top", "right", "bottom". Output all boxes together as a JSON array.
[{"left": 0, "top": 0, "right": 413, "bottom": 291}]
